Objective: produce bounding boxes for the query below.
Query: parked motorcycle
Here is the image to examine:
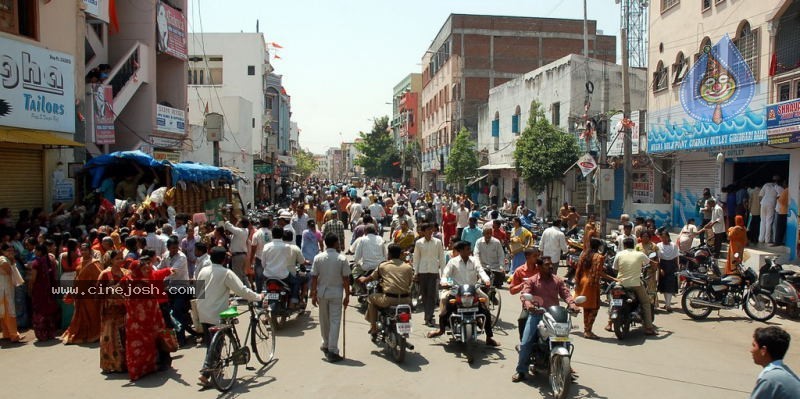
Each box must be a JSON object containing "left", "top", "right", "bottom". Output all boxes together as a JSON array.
[
  {"left": 681, "top": 253, "right": 776, "bottom": 322},
  {"left": 677, "top": 246, "right": 720, "bottom": 294},
  {"left": 264, "top": 265, "right": 310, "bottom": 328},
  {"left": 608, "top": 254, "right": 657, "bottom": 340},
  {"left": 521, "top": 293, "right": 587, "bottom": 399},
  {"left": 444, "top": 283, "right": 488, "bottom": 364},
  {"left": 755, "top": 256, "right": 800, "bottom": 318},
  {"left": 372, "top": 304, "right": 415, "bottom": 363}
]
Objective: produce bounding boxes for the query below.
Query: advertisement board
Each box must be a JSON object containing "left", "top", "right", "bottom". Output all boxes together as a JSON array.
[
  {"left": 632, "top": 167, "right": 655, "bottom": 203},
  {"left": 156, "top": 1, "right": 188, "bottom": 61},
  {"left": 83, "top": 0, "right": 109, "bottom": 22},
  {"left": 766, "top": 98, "right": 800, "bottom": 145},
  {"left": 0, "top": 36, "right": 75, "bottom": 133},
  {"left": 156, "top": 104, "right": 186, "bottom": 134},
  {"left": 92, "top": 84, "right": 115, "bottom": 144},
  {"left": 607, "top": 111, "right": 640, "bottom": 156}
]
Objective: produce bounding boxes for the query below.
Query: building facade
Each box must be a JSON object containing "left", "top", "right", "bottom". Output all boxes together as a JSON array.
[
  {"left": 476, "top": 54, "right": 647, "bottom": 214},
  {"left": 419, "top": 14, "right": 617, "bottom": 190},
  {"left": 647, "top": 0, "right": 800, "bottom": 260},
  {"left": 391, "top": 73, "right": 422, "bottom": 186}
]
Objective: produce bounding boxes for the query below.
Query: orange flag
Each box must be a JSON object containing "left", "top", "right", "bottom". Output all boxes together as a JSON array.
[
  {"left": 109, "top": 0, "right": 120, "bottom": 34},
  {"left": 274, "top": 54, "right": 282, "bottom": 59},
  {"left": 271, "top": 42, "right": 283, "bottom": 48}
]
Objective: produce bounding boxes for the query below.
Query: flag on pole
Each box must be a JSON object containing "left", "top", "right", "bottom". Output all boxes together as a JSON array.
[
  {"left": 274, "top": 54, "right": 282, "bottom": 60},
  {"left": 271, "top": 42, "right": 284, "bottom": 48}
]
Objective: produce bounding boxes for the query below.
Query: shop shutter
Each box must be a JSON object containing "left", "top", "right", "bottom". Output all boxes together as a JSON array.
[
  {"left": 0, "top": 148, "right": 43, "bottom": 217},
  {"left": 679, "top": 159, "right": 718, "bottom": 199}
]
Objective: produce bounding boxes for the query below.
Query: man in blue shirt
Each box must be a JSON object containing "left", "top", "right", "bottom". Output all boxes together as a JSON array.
[
  {"left": 750, "top": 326, "right": 800, "bottom": 399},
  {"left": 460, "top": 217, "right": 483, "bottom": 249}
]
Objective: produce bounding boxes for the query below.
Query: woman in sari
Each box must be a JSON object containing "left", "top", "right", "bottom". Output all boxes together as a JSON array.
[
  {"left": 57, "top": 238, "right": 81, "bottom": 329},
  {"left": 509, "top": 217, "right": 533, "bottom": 274},
  {"left": 62, "top": 243, "right": 104, "bottom": 344},
  {"left": 99, "top": 250, "right": 128, "bottom": 373},
  {"left": 29, "top": 244, "right": 59, "bottom": 341},
  {"left": 0, "top": 244, "right": 25, "bottom": 342},
  {"left": 122, "top": 256, "right": 172, "bottom": 381},
  {"left": 726, "top": 215, "right": 748, "bottom": 275},
  {"left": 575, "top": 238, "right": 617, "bottom": 339},
  {"left": 635, "top": 231, "right": 659, "bottom": 306},
  {"left": 392, "top": 220, "right": 416, "bottom": 252}
]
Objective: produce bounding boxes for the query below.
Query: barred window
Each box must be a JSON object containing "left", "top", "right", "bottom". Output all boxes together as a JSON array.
[
  {"left": 662, "top": 0, "right": 679, "bottom": 12},
  {"left": 653, "top": 61, "right": 669, "bottom": 92},
  {"left": 734, "top": 21, "right": 759, "bottom": 80},
  {"left": 672, "top": 52, "right": 689, "bottom": 85}
]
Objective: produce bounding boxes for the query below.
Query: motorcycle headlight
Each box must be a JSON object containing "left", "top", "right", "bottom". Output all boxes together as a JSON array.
[
  {"left": 461, "top": 295, "right": 474, "bottom": 308},
  {"left": 553, "top": 323, "right": 570, "bottom": 337}
]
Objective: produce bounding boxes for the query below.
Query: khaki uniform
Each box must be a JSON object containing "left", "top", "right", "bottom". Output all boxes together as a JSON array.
[{"left": 365, "top": 259, "right": 414, "bottom": 324}]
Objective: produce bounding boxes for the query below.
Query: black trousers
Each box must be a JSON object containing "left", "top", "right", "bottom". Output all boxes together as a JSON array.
[
  {"left": 748, "top": 215, "right": 761, "bottom": 243},
  {"left": 168, "top": 292, "right": 191, "bottom": 345},
  {"left": 776, "top": 214, "right": 788, "bottom": 244},
  {"left": 438, "top": 299, "right": 493, "bottom": 338},
  {"left": 713, "top": 232, "right": 725, "bottom": 258}
]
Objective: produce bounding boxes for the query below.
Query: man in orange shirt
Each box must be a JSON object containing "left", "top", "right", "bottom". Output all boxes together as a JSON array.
[
  {"left": 510, "top": 247, "right": 541, "bottom": 340},
  {"left": 337, "top": 195, "right": 350, "bottom": 230}
]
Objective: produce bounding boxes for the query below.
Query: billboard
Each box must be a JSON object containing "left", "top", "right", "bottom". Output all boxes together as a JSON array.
[
  {"left": 766, "top": 98, "right": 800, "bottom": 145},
  {"left": 0, "top": 36, "right": 75, "bottom": 133},
  {"left": 607, "top": 111, "right": 640, "bottom": 157},
  {"left": 92, "top": 84, "right": 115, "bottom": 144},
  {"left": 156, "top": 1, "right": 187, "bottom": 61},
  {"left": 156, "top": 104, "right": 186, "bottom": 134}
]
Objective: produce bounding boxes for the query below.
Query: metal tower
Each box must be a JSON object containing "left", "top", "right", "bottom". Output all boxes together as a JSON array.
[{"left": 618, "top": 0, "right": 649, "bottom": 68}]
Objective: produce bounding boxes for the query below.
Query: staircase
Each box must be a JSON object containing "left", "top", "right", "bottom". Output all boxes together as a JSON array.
[{"left": 103, "top": 41, "right": 150, "bottom": 118}]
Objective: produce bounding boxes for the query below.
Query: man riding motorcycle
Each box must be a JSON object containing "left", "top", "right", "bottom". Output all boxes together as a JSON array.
[
  {"left": 358, "top": 244, "right": 414, "bottom": 335},
  {"left": 426, "top": 240, "right": 500, "bottom": 347},
  {"left": 513, "top": 256, "right": 579, "bottom": 382}
]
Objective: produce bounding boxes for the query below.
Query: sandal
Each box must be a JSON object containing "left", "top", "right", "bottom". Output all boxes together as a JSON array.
[
  {"left": 583, "top": 331, "right": 599, "bottom": 339},
  {"left": 604, "top": 324, "right": 613, "bottom": 332}
]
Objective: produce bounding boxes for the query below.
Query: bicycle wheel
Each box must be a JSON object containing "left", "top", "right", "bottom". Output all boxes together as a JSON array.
[
  {"left": 209, "top": 330, "right": 239, "bottom": 392},
  {"left": 491, "top": 288, "right": 502, "bottom": 329},
  {"left": 252, "top": 310, "right": 277, "bottom": 365}
]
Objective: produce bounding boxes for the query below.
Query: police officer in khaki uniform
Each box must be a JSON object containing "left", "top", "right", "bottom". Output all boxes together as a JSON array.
[{"left": 358, "top": 244, "right": 414, "bottom": 335}]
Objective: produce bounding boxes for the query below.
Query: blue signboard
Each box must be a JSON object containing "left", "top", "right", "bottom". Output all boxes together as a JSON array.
[{"left": 766, "top": 98, "right": 800, "bottom": 144}]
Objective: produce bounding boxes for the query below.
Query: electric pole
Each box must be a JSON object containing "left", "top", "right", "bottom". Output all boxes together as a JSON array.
[{"left": 621, "top": 27, "right": 633, "bottom": 211}]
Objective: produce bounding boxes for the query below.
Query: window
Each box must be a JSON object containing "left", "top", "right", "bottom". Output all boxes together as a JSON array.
[
  {"left": 661, "top": 0, "right": 679, "bottom": 12},
  {"left": 512, "top": 105, "right": 521, "bottom": 135},
  {"left": 734, "top": 21, "right": 759, "bottom": 80},
  {"left": 551, "top": 102, "right": 560, "bottom": 126},
  {"left": 492, "top": 111, "right": 500, "bottom": 150},
  {"left": 0, "top": 0, "right": 37, "bottom": 39},
  {"left": 653, "top": 61, "right": 669, "bottom": 92},
  {"left": 247, "top": 65, "right": 255, "bottom": 75},
  {"left": 702, "top": 0, "right": 711, "bottom": 12},
  {"left": 265, "top": 95, "right": 274, "bottom": 110},
  {"left": 188, "top": 56, "right": 223, "bottom": 85},
  {"left": 778, "top": 83, "right": 791, "bottom": 102},
  {"left": 188, "top": 68, "right": 205, "bottom": 85},
  {"left": 672, "top": 52, "right": 689, "bottom": 85}
]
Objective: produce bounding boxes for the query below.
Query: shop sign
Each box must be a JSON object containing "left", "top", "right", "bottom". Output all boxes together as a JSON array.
[
  {"left": 766, "top": 98, "right": 800, "bottom": 145},
  {"left": 83, "top": 0, "right": 109, "bottom": 22},
  {"left": 92, "top": 84, "right": 115, "bottom": 144},
  {"left": 0, "top": 36, "right": 75, "bottom": 133},
  {"left": 54, "top": 181, "right": 74, "bottom": 202},
  {"left": 156, "top": 1, "right": 188, "bottom": 61},
  {"left": 648, "top": 35, "right": 766, "bottom": 153},
  {"left": 632, "top": 167, "right": 654, "bottom": 203},
  {"left": 156, "top": 104, "right": 186, "bottom": 134},
  {"left": 153, "top": 150, "right": 180, "bottom": 163},
  {"left": 254, "top": 163, "right": 274, "bottom": 175}
]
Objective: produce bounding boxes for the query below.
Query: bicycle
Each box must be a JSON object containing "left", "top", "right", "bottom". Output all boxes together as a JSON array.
[
  {"left": 202, "top": 297, "right": 277, "bottom": 392},
  {"left": 483, "top": 266, "right": 503, "bottom": 330}
]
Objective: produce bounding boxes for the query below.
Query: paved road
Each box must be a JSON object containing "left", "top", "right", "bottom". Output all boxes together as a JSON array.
[{"left": 2, "top": 225, "right": 799, "bottom": 398}]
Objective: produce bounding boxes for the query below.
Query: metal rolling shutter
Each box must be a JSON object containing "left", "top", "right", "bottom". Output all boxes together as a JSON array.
[
  {"left": 0, "top": 148, "right": 43, "bottom": 216},
  {"left": 679, "top": 159, "right": 718, "bottom": 198}
]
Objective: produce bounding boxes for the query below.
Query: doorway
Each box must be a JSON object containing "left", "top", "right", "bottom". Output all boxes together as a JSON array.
[{"left": 730, "top": 155, "right": 790, "bottom": 188}]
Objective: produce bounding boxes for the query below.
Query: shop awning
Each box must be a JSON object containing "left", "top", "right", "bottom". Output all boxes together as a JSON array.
[
  {"left": 0, "top": 127, "right": 84, "bottom": 147},
  {"left": 477, "top": 163, "right": 514, "bottom": 170},
  {"left": 467, "top": 174, "right": 489, "bottom": 186}
]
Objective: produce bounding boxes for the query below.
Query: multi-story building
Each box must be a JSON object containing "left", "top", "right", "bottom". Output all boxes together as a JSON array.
[
  {"left": 647, "top": 0, "right": 799, "bottom": 260},
  {"left": 326, "top": 147, "right": 343, "bottom": 181},
  {"left": 183, "top": 32, "right": 274, "bottom": 204},
  {"left": 391, "top": 73, "right": 422, "bottom": 185},
  {"left": 476, "top": 54, "right": 647, "bottom": 215},
  {"left": 313, "top": 154, "right": 328, "bottom": 180},
  {"left": 419, "top": 14, "right": 617, "bottom": 190},
  {"left": 0, "top": 0, "right": 87, "bottom": 213}
]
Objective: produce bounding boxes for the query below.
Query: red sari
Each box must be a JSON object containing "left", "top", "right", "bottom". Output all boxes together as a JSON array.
[
  {"left": 121, "top": 262, "right": 171, "bottom": 381},
  {"left": 99, "top": 266, "right": 129, "bottom": 373},
  {"left": 31, "top": 254, "right": 59, "bottom": 341}
]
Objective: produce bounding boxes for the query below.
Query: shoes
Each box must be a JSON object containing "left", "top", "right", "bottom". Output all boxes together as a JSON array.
[
  {"left": 326, "top": 352, "right": 344, "bottom": 363},
  {"left": 427, "top": 330, "right": 444, "bottom": 338},
  {"left": 320, "top": 346, "right": 329, "bottom": 355},
  {"left": 485, "top": 338, "right": 501, "bottom": 347},
  {"left": 512, "top": 372, "right": 526, "bottom": 382},
  {"left": 197, "top": 375, "right": 211, "bottom": 388},
  {"left": 424, "top": 320, "right": 436, "bottom": 328}
]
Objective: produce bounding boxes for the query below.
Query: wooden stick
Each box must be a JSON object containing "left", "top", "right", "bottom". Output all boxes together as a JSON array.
[{"left": 342, "top": 303, "right": 347, "bottom": 358}]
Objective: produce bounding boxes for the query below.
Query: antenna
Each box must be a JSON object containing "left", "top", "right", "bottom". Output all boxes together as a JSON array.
[{"left": 620, "top": 0, "right": 649, "bottom": 68}]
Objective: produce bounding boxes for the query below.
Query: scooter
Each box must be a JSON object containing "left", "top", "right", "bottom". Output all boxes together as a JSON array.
[{"left": 756, "top": 256, "right": 800, "bottom": 318}]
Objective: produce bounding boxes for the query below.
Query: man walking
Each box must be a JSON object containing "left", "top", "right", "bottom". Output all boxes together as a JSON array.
[
  {"left": 310, "top": 234, "right": 351, "bottom": 363},
  {"left": 749, "top": 326, "right": 800, "bottom": 398},
  {"left": 223, "top": 217, "right": 251, "bottom": 284},
  {"left": 760, "top": 176, "right": 782, "bottom": 244},
  {"left": 540, "top": 219, "right": 568, "bottom": 273},
  {"left": 705, "top": 199, "right": 725, "bottom": 257},
  {"left": 413, "top": 223, "right": 446, "bottom": 327}
]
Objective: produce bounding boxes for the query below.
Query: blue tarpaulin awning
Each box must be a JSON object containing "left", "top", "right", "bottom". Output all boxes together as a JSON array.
[{"left": 84, "top": 150, "right": 237, "bottom": 188}]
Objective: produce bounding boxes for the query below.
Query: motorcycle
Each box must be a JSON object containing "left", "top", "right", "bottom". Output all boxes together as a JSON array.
[
  {"left": 372, "top": 303, "right": 415, "bottom": 363},
  {"left": 444, "top": 283, "right": 488, "bottom": 364},
  {"left": 521, "top": 293, "right": 587, "bottom": 399},
  {"left": 263, "top": 265, "right": 310, "bottom": 328},
  {"left": 755, "top": 256, "right": 800, "bottom": 318},
  {"left": 681, "top": 253, "right": 777, "bottom": 322},
  {"left": 608, "top": 254, "right": 657, "bottom": 340}
]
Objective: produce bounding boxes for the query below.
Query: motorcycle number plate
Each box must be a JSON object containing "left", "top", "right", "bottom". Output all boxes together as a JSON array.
[
  {"left": 551, "top": 337, "right": 570, "bottom": 342},
  {"left": 396, "top": 323, "right": 412, "bottom": 334},
  {"left": 457, "top": 307, "right": 478, "bottom": 313},
  {"left": 611, "top": 299, "right": 623, "bottom": 306},
  {"left": 266, "top": 293, "right": 280, "bottom": 300}
]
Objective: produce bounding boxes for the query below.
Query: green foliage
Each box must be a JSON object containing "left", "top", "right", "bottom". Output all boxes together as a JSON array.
[
  {"left": 513, "top": 101, "right": 580, "bottom": 194},
  {"left": 295, "top": 148, "right": 318, "bottom": 181},
  {"left": 445, "top": 128, "right": 479, "bottom": 185},
  {"left": 354, "top": 116, "right": 401, "bottom": 178}
]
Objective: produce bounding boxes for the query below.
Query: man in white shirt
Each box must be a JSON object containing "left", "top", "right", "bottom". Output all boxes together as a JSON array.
[
  {"left": 704, "top": 199, "right": 726, "bottom": 257},
  {"left": 489, "top": 182, "right": 499, "bottom": 206},
  {"left": 192, "top": 242, "right": 212, "bottom": 280},
  {"left": 540, "top": 219, "right": 569, "bottom": 272},
  {"left": 157, "top": 237, "right": 190, "bottom": 346},
  {"left": 617, "top": 224, "right": 636, "bottom": 250},
  {"left": 368, "top": 200, "right": 386, "bottom": 233},
  {"left": 427, "top": 240, "right": 499, "bottom": 346},
  {"left": 474, "top": 226, "right": 505, "bottom": 288},
  {"left": 144, "top": 220, "right": 166, "bottom": 257},
  {"left": 250, "top": 217, "right": 273, "bottom": 292},
  {"left": 260, "top": 228, "right": 307, "bottom": 306},
  {"left": 224, "top": 218, "right": 252, "bottom": 286},
  {"left": 535, "top": 199, "right": 547, "bottom": 220},
  {"left": 197, "top": 247, "right": 263, "bottom": 386},
  {"left": 292, "top": 206, "right": 310, "bottom": 247},
  {"left": 759, "top": 176, "right": 782, "bottom": 244},
  {"left": 455, "top": 202, "right": 471, "bottom": 241},
  {"left": 352, "top": 224, "right": 387, "bottom": 292},
  {"left": 413, "top": 223, "right": 447, "bottom": 326},
  {"left": 349, "top": 197, "right": 365, "bottom": 230}
]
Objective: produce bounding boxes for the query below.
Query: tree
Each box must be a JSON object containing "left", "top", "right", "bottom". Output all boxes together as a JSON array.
[
  {"left": 354, "top": 116, "right": 401, "bottom": 178},
  {"left": 445, "top": 127, "right": 479, "bottom": 189},
  {"left": 294, "top": 148, "right": 318, "bottom": 181},
  {"left": 401, "top": 139, "right": 422, "bottom": 184},
  {"left": 513, "top": 100, "right": 580, "bottom": 216}
]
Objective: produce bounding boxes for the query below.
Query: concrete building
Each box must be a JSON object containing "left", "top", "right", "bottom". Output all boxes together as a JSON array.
[
  {"left": 326, "top": 147, "right": 344, "bottom": 181},
  {"left": 313, "top": 154, "right": 328, "bottom": 180},
  {"left": 419, "top": 14, "right": 617, "bottom": 190},
  {"left": 647, "top": 0, "right": 800, "bottom": 260},
  {"left": 476, "top": 54, "right": 647, "bottom": 214},
  {"left": 391, "top": 73, "right": 422, "bottom": 186},
  {"left": 0, "top": 0, "right": 88, "bottom": 213},
  {"left": 183, "top": 32, "right": 274, "bottom": 204}
]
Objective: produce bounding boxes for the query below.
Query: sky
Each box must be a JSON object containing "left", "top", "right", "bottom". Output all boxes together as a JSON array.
[{"left": 189, "top": 0, "right": 622, "bottom": 154}]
